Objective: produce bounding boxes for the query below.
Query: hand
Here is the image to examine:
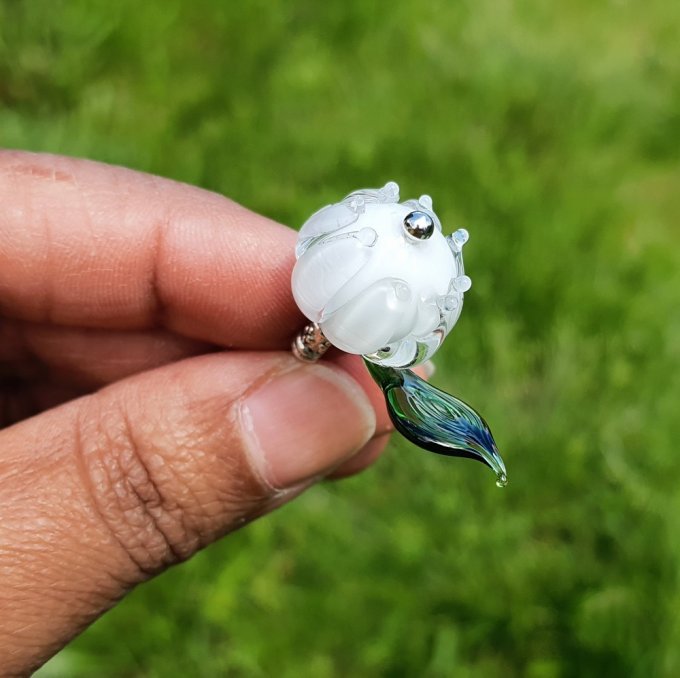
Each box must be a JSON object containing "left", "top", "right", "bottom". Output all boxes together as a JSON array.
[{"left": 0, "top": 151, "right": 393, "bottom": 675}]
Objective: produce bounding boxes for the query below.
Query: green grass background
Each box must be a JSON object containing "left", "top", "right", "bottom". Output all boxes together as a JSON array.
[{"left": 2, "top": 0, "right": 679, "bottom": 675}]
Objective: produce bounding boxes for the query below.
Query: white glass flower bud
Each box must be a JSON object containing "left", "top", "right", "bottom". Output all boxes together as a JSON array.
[{"left": 291, "top": 182, "right": 470, "bottom": 368}]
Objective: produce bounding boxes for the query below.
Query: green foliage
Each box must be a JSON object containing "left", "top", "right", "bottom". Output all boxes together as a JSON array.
[{"left": 2, "top": 0, "right": 679, "bottom": 675}]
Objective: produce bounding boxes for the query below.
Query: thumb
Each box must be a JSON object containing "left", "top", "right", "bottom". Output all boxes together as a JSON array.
[{"left": 0, "top": 351, "right": 376, "bottom": 675}]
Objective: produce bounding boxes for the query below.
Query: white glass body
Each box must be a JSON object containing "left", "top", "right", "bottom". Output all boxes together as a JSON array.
[{"left": 292, "top": 182, "right": 470, "bottom": 368}]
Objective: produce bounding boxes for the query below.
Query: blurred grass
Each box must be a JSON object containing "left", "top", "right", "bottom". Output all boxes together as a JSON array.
[{"left": 2, "top": 0, "right": 679, "bottom": 675}]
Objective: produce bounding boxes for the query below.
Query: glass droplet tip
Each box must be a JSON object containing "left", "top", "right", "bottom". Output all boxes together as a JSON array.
[{"left": 495, "top": 472, "right": 508, "bottom": 488}]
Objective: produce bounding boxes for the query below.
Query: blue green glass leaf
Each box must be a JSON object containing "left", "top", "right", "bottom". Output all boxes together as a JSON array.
[{"left": 364, "top": 359, "right": 507, "bottom": 487}]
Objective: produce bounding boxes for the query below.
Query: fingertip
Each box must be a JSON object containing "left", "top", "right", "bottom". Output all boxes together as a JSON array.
[
  {"left": 239, "top": 360, "right": 377, "bottom": 489},
  {"left": 327, "top": 352, "right": 394, "bottom": 436},
  {"left": 327, "top": 432, "right": 392, "bottom": 479},
  {"left": 414, "top": 360, "right": 435, "bottom": 379}
]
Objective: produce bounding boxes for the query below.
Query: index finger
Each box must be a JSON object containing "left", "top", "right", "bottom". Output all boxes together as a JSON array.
[{"left": 0, "top": 151, "right": 304, "bottom": 348}]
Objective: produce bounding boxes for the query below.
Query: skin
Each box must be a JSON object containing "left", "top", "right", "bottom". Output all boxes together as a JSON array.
[{"left": 0, "top": 151, "right": 399, "bottom": 676}]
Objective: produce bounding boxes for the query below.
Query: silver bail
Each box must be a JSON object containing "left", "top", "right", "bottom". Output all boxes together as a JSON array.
[{"left": 292, "top": 322, "right": 332, "bottom": 362}]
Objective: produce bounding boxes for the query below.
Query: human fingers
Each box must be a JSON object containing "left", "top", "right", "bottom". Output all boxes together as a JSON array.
[
  {"left": 0, "top": 318, "right": 215, "bottom": 389},
  {"left": 328, "top": 352, "right": 394, "bottom": 436},
  {"left": 327, "top": 358, "right": 434, "bottom": 478},
  {"left": 0, "top": 351, "right": 376, "bottom": 675},
  {"left": 0, "top": 379, "right": 85, "bottom": 427},
  {"left": 328, "top": 433, "right": 392, "bottom": 479},
  {"left": 0, "top": 151, "right": 304, "bottom": 347}
]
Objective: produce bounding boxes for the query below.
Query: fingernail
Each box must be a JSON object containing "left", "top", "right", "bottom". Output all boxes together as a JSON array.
[{"left": 239, "top": 364, "right": 376, "bottom": 488}]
